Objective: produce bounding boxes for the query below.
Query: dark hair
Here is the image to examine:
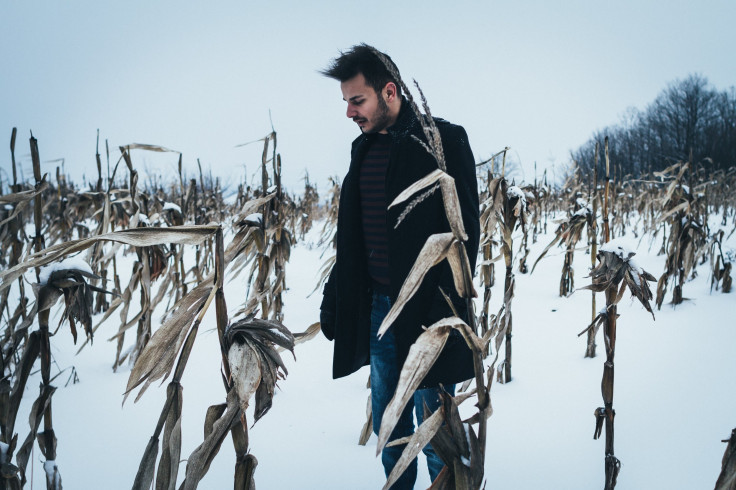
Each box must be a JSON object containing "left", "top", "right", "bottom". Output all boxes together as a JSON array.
[{"left": 320, "top": 43, "right": 402, "bottom": 97}]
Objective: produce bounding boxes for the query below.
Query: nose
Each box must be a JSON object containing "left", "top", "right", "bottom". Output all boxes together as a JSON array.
[{"left": 346, "top": 104, "right": 357, "bottom": 119}]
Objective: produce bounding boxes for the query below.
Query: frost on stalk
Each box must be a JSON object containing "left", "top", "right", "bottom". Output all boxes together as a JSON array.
[
  {"left": 243, "top": 213, "right": 263, "bottom": 226},
  {"left": 573, "top": 204, "right": 593, "bottom": 218},
  {"left": 582, "top": 240, "right": 657, "bottom": 318},
  {"left": 39, "top": 256, "right": 94, "bottom": 286},
  {"left": 224, "top": 313, "right": 295, "bottom": 424},
  {"left": 507, "top": 185, "right": 527, "bottom": 213},
  {"left": 35, "top": 257, "right": 114, "bottom": 343},
  {"left": 162, "top": 201, "right": 184, "bottom": 226},
  {"left": 162, "top": 201, "right": 182, "bottom": 213},
  {"left": 43, "top": 460, "right": 61, "bottom": 489}
]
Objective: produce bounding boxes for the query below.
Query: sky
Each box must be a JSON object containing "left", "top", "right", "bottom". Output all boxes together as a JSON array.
[{"left": 2, "top": 0, "right": 735, "bottom": 194}]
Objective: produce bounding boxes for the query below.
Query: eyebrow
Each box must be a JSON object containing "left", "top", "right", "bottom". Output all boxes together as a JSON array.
[{"left": 344, "top": 95, "right": 365, "bottom": 102}]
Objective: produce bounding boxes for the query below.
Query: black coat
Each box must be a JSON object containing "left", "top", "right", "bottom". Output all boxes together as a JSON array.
[{"left": 320, "top": 100, "right": 480, "bottom": 389}]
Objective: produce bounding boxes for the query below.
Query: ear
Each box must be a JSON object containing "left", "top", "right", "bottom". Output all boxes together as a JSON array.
[{"left": 384, "top": 82, "right": 397, "bottom": 102}]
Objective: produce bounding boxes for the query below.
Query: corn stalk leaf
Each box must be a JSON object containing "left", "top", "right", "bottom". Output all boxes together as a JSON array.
[
  {"left": 15, "top": 385, "right": 56, "bottom": 485},
  {"left": 376, "top": 323, "right": 451, "bottom": 456},
  {"left": 390, "top": 169, "right": 445, "bottom": 208},
  {"left": 0, "top": 178, "right": 49, "bottom": 203},
  {"left": 383, "top": 404, "right": 446, "bottom": 490},
  {"left": 0, "top": 226, "right": 219, "bottom": 293},
  {"left": 180, "top": 389, "right": 240, "bottom": 490},
  {"left": 438, "top": 174, "right": 468, "bottom": 241},
  {"left": 378, "top": 233, "right": 454, "bottom": 338},
  {"left": 715, "top": 428, "right": 736, "bottom": 490},
  {"left": 122, "top": 143, "right": 180, "bottom": 153},
  {"left": 358, "top": 394, "right": 373, "bottom": 446},
  {"left": 389, "top": 170, "right": 467, "bottom": 241},
  {"left": 124, "top": 278, "right": 214, "bottom": 402}
]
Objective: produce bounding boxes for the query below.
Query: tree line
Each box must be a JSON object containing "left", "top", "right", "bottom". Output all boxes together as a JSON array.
[{"left": 572, "top": 74, "right": 736, "bottom": 179}]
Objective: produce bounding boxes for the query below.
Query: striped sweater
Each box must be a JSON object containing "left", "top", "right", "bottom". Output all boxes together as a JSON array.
[{"left": 359, "top": 133, "right": 391, "bottom": 292}]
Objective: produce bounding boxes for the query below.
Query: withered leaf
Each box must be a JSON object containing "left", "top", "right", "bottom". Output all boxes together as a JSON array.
[{"left": 376, "top": 324, "right": 451, "bottom": 456}]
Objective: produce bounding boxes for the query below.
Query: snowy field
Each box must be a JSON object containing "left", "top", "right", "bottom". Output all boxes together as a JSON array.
[{"left": 14, "top": 215, "right": 736, "bottom": 489}]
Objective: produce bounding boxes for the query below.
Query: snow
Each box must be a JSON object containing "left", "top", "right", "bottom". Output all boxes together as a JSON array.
[
  {"left": 507, "top": 185, "right": 526, "bottom": 202},
  {"left": 245, "top": 213, "right": 263, "bottom": 223},
  {"left": 4, "top": 204, "right": 13, "bottom": 210},
  {"left": 44, "top": 460, "right": 60, "bottom": 487},
  {"left": 576, "top": 198, "right": 588, "bottom": 208},
  {"left": 11, "top": 215, "right": 736, "bottom": 489},
  {"left": 573, "top": 204, "right": 592, "bottom": 217},
  {"left": 266, "top": 326, "right": 291, "bottom": 342},
  {"left": 600, "top": 238, "right": 636, "bottom": 260},
  {"left": 163, "top": 202, "right": 182, "bottom": 213},
  {"left": 0, "top": 442, "right": 8, "bottom": 463},
  {"left": 460, "top": 423, "right": 472, "bottom": 467},
  {"left": 38, "top": 256, "right": 94, "bottom": 285},
  {"left": 138, "top": 213, "right": 150, "bottom": 225}
]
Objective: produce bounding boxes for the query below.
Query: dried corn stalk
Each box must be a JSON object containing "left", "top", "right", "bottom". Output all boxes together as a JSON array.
[
  {"left": 579, "top": 241, "right": 656, "bottom": 489},
  {"left": 715, "top": 428, "right": 736, "bottom": 490},
  {"left": 371, "top": 48, "right": 491, "bottom": 489},
  {"left": 654, "top": 162, "right": 706, "bottom": 308}
]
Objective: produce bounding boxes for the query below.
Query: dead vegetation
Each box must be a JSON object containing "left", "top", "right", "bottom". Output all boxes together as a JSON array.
[{"left": 0, "top": 92, "right": 733, "bottom": 490}]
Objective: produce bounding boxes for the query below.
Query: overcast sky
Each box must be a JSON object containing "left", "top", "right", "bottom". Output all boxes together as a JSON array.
[{"left": 2, "top": 1, "right": 735, "bottom": 194}]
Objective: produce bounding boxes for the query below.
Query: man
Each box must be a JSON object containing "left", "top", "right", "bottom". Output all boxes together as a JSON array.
[{"left": 319, "top": 44, "right": 480, "bottom": 489}]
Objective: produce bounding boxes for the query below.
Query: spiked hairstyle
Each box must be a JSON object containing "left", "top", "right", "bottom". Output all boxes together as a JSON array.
[{"left": 321, "top": 43, "right": 403, "bottom": 97}]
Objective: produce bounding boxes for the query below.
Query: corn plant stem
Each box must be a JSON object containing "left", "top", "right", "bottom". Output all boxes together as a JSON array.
[
  {"left": 147, "top": 277, "right": 219, "bottom": 447},
  {"left": 215, "top": 222, "right": 252, "bottom": 486},
  {"left": 603, "top": 137, "right": 611, "bottom": 243},
  {"left": 600, "top": 141, "right": 618, "bottom": 489},
  {"left": 587, "top": 143, "right": 599, "bottom": 358},
  {"left": 503, "top": 266, "right": 513, "bottom": 383},
  {"left": 179, "top": 247, "right": 188, "bottom": 297},
  {"left": 561, "top": 250, "right": 573, "bottom": 296},
  {"left": 133, "top": 287, "right": 216, "bottom": 488},
  {"left": 603, "top": 288, "right": 618, "bottom": 489},
  {"left": 261, "top": 136, "right": 269, "bottom": 194},
  {"left": 273, "top": 154, "right": 285, "bottom": 322},
  {"left": 214, "top": 227, "right": 231, "bottom": 381},
  {"left": 32, "top": 133, "right": 59, "bottom": 482},
  {"left": 10, "top": 127, "right": 18, "bottom": 189},
  {"left": 173, "top": 244, "right": 182, "bottom": 304},
  {"left": 95, "top": 130, "right": 103, "bottom": 192},
  {"left": 480, "top": 241, "right": 491, "bottom": 355},
  {"left": 136, "top": 247, "right": 152, "bottom": 358},
  {"left": 466, "top": 295, "right": 490, "bottom": 466},
  {"left": 501, "top": 148, "right": 507, "bottom": 178}
]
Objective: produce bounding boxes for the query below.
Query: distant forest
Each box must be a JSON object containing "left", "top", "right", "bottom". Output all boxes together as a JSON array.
[{"left": 571, "top": 74, "right": 735, "bottom": 179}]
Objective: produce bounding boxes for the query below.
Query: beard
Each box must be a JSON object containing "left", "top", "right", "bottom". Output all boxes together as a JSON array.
[{"left": 362, "top": 95, "right": 392, "bottom": 134}]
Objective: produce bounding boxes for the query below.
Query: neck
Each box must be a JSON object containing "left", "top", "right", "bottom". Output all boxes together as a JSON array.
[{"left": 379, "top": 97, "right": 402, "bottom": 134}]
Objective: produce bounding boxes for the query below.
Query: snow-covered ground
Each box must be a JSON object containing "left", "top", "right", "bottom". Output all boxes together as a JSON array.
[{"left": 14, "top": 216, "right": 736, "bottom": 489}]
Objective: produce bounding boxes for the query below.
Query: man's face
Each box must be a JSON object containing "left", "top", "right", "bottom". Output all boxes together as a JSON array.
[{"left": 340, "top": 73, "right": 392, "bottom": 134}]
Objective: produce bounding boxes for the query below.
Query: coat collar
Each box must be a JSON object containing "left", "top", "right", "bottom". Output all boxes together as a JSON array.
[
  {"left": 386, "top": 96, "right": 417, "bottom": 137},
  {"left": 351, "top": 96, "right": 416, "bottom": 157}
]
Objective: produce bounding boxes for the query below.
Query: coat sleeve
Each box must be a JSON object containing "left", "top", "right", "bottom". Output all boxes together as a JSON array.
[
  {"left": 443, "top": 125, "right": 480, "bottom": 268},
  {"left": 319, "top": 263, "right": 337, "bottom": 341}
]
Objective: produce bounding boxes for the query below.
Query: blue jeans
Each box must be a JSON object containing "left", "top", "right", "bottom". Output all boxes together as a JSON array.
[{"left": 370, "top": 292, "right": 454, "bottom": 489}]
